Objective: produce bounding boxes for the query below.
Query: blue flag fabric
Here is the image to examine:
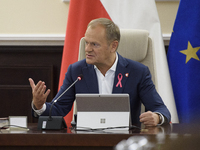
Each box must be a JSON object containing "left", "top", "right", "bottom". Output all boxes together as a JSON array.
[{"left": 167, "top": 0, "right": 200, "bottom": 123}]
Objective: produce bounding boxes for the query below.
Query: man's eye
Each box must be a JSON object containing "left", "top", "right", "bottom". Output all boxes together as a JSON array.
[
  {"left": 85, "top": 42, "right": 100, "bottom": 47},
  {"left": 93, "top": 43, "right": 100, "bottom": 47}
]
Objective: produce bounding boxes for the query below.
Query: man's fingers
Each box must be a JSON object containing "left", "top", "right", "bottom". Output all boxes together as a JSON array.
[
  {"left": 29, "top": 78, "right": 36, "bottom": 90},
  {"left": 29, "top": 78, "right": 50, "bottom": 110},
  {"left": 44, "top": 89, "right": 51, "bottom": 98},
  {"left": 41, "top": 84, "right": 51, "bottom": 98},
  {"left": 40, "top": 83, "right": 47, "bottom": 94},
  {"left": 35, "top": 81, "right": 50, "bottom": 98},
  {"left": 140, "top": 111, "right": 159, "bottom": 126},
  {"left": 29, "top": 78, "right": 49, "bottom": 96},
  {"left": 35, "top": 81, "right": 43, "bottom": 92}
]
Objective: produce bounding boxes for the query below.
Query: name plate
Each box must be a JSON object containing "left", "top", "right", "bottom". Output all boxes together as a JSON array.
[{"left": 9, "top": 116, "right": 27, "bottom": 129}]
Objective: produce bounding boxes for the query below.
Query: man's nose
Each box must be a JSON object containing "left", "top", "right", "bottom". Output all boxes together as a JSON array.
[{"left": 85, "top": 43, "right": 92, "bottom": 52}]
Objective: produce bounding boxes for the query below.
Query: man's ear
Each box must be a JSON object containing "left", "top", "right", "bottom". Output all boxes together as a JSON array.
[{"left": 110, "top": 40, "right": 119, "bottom": 52}]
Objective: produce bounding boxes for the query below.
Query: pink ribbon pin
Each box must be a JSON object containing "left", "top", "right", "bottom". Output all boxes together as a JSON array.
[{"left": 116, "top": 73, "right": 123, "bottom": 88}]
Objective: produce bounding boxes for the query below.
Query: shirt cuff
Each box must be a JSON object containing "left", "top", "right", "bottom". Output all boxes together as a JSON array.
[
  {"left": 155, "top": 112, "right": 165, "bottom": 125},
  {"left": 31, "top": 101, "right": 46, "bottom": 116}
]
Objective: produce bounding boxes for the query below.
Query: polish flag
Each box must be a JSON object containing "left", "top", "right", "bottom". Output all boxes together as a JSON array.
[
  {"left": 59, "top": 0, "right": 179, "bottom": 124},
  {"left": 59, "top": 0, "right": 110, "bottom": 124}
]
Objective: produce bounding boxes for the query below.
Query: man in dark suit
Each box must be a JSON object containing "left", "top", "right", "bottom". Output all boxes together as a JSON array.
[{"left": 29, "top": 18, "right": 171, "bottom": 126}]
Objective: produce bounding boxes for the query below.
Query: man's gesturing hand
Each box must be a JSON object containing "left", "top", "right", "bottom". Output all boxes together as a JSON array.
[{"left": 29, "top": 78, "right": 50, "bottom": 110}]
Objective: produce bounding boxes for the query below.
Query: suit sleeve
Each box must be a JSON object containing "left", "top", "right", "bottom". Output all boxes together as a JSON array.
[{"left": 139, "top": 66, "right": 171, "bottom": 124}]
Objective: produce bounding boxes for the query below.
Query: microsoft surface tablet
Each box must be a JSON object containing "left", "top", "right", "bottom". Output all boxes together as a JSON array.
[{"left": 76, "top": 94, "right": 130, "bottom": 130}]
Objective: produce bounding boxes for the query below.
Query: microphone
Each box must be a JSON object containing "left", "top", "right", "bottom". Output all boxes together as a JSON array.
[
  {"left": 37, "top": 74, "right": 83, "bottom": 130},
  {"left": 49, "top": 74, "right": 83, "bottom": 120}
]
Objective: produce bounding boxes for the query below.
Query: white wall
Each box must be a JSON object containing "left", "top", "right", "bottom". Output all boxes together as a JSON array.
[
  {"left": 0, "top": 0, "right": 179, "bottom": 45},
  {"left": 0, "top": 0, "right": 69, "bottom": 34}
]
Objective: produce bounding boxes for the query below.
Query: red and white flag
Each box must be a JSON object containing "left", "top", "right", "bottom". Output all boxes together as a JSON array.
[
  {"left": 60, "top": 0, "right": 179, "bottom": 124},
  {"left": 59, "top": 0, "right": 110, "bottom": 124}
]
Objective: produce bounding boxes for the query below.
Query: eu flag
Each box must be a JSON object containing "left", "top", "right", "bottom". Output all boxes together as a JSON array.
[{"left": 167, "top": 0, "right": 200, "bottom": 123}]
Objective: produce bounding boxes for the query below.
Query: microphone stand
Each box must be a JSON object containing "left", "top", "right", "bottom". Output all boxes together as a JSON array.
[
  {"left": 37, "top": 76, "right": 82, "bottom": 130},
  {"left": 48, "top": 77, "right": 79, "bottom": 121}
]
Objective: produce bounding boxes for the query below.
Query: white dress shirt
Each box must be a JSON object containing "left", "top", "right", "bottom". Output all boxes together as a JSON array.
[{"left": 94, "top": 53, "right": 118, "bottom": 94}]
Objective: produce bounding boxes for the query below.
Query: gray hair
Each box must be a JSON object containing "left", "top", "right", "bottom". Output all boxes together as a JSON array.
[{"left": 87, "top": 18, "right": 120, "bottom": 45}]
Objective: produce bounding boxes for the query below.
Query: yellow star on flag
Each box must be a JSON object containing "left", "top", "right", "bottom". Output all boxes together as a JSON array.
[{"left": 180, "top": 41, "right": 200, "bottom": 63}]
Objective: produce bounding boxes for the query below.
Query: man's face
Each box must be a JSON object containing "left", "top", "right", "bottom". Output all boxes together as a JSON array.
[{"left": 84, "top": 25, "right": 114, "bottom": 68}]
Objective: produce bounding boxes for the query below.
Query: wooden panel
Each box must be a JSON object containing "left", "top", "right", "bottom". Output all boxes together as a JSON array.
[
  {"left": 0, "top": 46, "right": 63, "bottom": 98},
  {"left": 0, "top": 66, "right": 54, "bottom": 123},
  {"left": 0, "top": 46, "right": 63, "bottom": 123},
  {"left": 0, "top": 66, "right": 54, "bottom": 101},
  {"left": 0, "top": 86, "right": 33, "bottom": 123}
]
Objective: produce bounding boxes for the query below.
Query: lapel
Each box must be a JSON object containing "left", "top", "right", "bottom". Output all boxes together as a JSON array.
[
  {"left": 82, "top": 63, "right": 99, "bottom": 93},
  {"left": 112, "top": 53, "right": 130, "bottom": 93},
  {"left": 81, "top": 53, "right": 129, "bottom": 94}
]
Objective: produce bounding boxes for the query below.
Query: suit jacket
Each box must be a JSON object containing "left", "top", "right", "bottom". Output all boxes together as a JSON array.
[{"left": 42, "top": 53, "right": 171, "bottom": 125}]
